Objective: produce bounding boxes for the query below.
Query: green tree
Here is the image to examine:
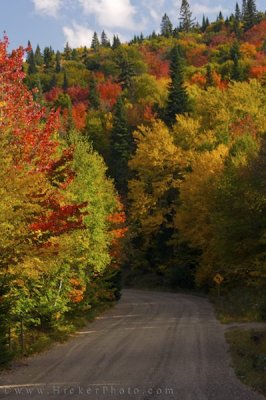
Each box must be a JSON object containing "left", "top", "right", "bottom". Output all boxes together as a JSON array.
[
  {"left": 63, "top": 70, "right": 68, "bottom": 92},
  {"left": 64, "top": 42, "right": 72, "bottom": 60},
  {"left": 101, "top": 31, "right": 110, "bottom": 47},
  {"left": 55, "top": 51, "right": 61, "bottom": 73},
  {"left": 91, "top": 32, "right": 100, "bottom": 51},
  {"left": 205, "top": 65, "right": 215, "bottom": 88},
  {"left": 27, "top": 49, "right": 37, "bottom": 75},
  {"left": 43, "top": 46, "right": 54, "bottom": 69},
  {"left": 243, "top": 0, "right": 257, "bottom": 30},
  {"left": 165, "top": 46, "right": 191, "bottom": 126},
  {"left": 35, "top": 45, "right": 43, "bottom": 66},
  {"left": 110, "top": 97, "right": 131, "bottom": 192},
  {"left": 179, "top": 0, "right": 194, "bottom": 32},
  {"left": 88, "top": 76, "right": 100, "bottom": 109},
  {"left": 112, "top": 35, "right": 121, "bottom": 49},
  {"left": 161, "top": 13, "right": 173, "bottom": 37}
]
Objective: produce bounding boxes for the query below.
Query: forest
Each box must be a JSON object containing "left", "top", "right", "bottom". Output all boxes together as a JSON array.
[{"left": 0, "top": 0, "right": 266, "bottom": 363}]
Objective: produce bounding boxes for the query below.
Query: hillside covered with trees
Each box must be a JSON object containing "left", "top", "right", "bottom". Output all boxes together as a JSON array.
[{"left": 1, "top": 0, "right": 266, "bottom": 363}]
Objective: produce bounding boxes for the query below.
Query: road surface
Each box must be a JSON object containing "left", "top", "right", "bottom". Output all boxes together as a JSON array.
[{"left": 0, "top": 289, "right": 264, "bottom": 400}]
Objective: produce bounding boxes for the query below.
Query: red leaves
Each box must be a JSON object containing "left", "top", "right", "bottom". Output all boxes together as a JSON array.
[
  {"left": 30, "top": 201, "right": 88, "bottom": 236},
  {"left": 141, "top": 47, "right": 169, "bottom": 79},
  {"left": 98, "top": 80, "right": 122, "bottom": 108}
]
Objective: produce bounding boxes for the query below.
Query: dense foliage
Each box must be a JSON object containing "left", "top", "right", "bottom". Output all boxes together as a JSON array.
[{"left": 1, "top": 0, "right": 266, "bottom": 361}]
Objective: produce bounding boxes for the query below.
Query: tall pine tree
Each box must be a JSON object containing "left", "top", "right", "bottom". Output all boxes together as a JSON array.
[
  {"left": 91, "top": 32, "right": 100, "bottom": 51},
  {"left": 110, "top": 97, "right": 131, "bottom": 193},
  {"left": 164, "top": 46, "right": 191, "bottom": 126},
  {"left": 243, "top": 0, "right": 257, "bottom": 30},
  {"left": 161, "top": 13, "right": 173, "bottom": 37},
  {"left": 179, "top": 0, "right": 194, "bottom": 32}
]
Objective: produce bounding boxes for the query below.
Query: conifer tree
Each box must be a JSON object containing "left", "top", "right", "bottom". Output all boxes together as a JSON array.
[
  {"left": 43, "top": 46, "right": 53, "bottom": 69},
  {"left": 234, "top": 2, "right": 242, "bottom": 37},
  {"left": 243, "top": 0, "right": 257, "bottom": 30},
  {"left": 110, "top": 97, "right": 131, "bottom": 193},
  {"left": 88, "top": 76, "right": 100, "bottom": 109},
  {"left": 161, "top": 13, "right": 173, "bottom": 37},
  {"left": 242, "top": 0, "right": 247, "bottom": 18},
  {"left": 27, "top": 49, "right": 37, "bottom": 74},
  {"left": 179, "top": 0, "right": 194, "bottom": 32},
  {"left": 91, "top": 32, "right": 100, "bottom": 51},
  {"left": 35, "top": 44, "right": 43, "bottom": 66},
  {"left": 165, "top": 46, "right": 191, "bottom": 126},
  {"left": 205, "top": 65, "right": 214, "bottom": 88},
  {"left": 64, "top": 42, "right": 72, "bottom": 60},
  {"left": 112, "top": 35, "right": 121, "bottom": 49},
  {"left": 101, "top": 31, "right": 110, "bottom": 47},
  {"left": 55, "top": 51, "right": 61, "bottom": 73},
  {"left": 63, "top": 71, "right": 68, "bottom": 92}
]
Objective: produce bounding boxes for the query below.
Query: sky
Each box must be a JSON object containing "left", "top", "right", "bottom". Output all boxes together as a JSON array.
[{"left": 0, "top": 0, "right": 265, "bottom": 51}]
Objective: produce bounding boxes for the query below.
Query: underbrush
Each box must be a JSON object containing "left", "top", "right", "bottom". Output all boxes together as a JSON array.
[
  {"left": 211, "top": 287, "right": 266, "bottom": 323},
  {"left": 226, "top": 329, "right": 266, "bottom": 397}
]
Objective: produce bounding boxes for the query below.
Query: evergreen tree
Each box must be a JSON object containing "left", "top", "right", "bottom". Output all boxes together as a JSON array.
[
  {"left": 233, "top": 2, "right": 242, "bottom": 37},
  {"left": 63, "top": 70, "right": 68, "bottom": 92},
  {"left": 71, "top": 48, "right": 78, "bottom": 60},
  {"left": 230, "top": 41, "right": 242, "bottom": 80},
  {"left": 161, "top": 13, "right": 173, "bottom": 37},
  {"left": 262, "top": 39, "right": 266, "bottom": 54},
  {"left": 88, "top": 76, "right": 100, "bottom": 109},
  {"left": 27, "top": 49, "right": 37, "bottom": 74},
  {"left": 179, "top": 0, "right": 194, "bottom": 32},
  {"left": 50, "top": 74, "right": 57, "bottom": 89},
  {"left": 101, "top": 31, "right": 110, "bottom": 47},
  {"left": 205, "top": 65, "right": 214, "bottom": 88},
  {"left": 64, "top": 42, "right": 72, "bottom": 60},
  {"left": 35, "top": 45, "right": 43, "bottom": 66},
  {"left": 218, "top": 11, "right": 224, "bottom": 20},
  {"left": 55, "top": 51, "right": 61, "bottom": 73},
  {"left": 164, "top": 46, "right": 191, "bottom": 126},
  {"left": 43, "top": 46, "right": 53, "bottom": 69},
  {"left": 241, "top": 0, "right": 247, "bottom": 19},
  {"left": 243, "top": 0, "right": 257, "bottom": 30},
  {"left": 117, "top": 54, "right": 136, "bottom": 90},
  {"left": 91, "top": 32, "right": 100, "bottom": 51},
  {"left": 112, "top": 35, "right": 121, "bottom": 49},
  {"left": 110, "top": 97, "right": 131, "bottom": 193}
]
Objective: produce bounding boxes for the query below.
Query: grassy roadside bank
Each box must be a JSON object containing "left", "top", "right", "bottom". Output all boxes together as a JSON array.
[
  {"left": 226, "top": 329, "right": 266, "bottom": 397},
  {"left": 0, "top": 301, "right": 115, "bottom": 371},
  {"left": 211, "top": 287, "right": 266, "bottom": 397}
]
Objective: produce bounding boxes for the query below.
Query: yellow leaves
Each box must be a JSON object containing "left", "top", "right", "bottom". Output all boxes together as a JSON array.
[
  {"left": 129, "top": 120, "right": 186, "bottom": 237},
  {"left": 175, "top": 145, "right": 228, "bottom": 248}
]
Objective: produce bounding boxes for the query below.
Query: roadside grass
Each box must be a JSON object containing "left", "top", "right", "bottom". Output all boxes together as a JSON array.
[
  {"left": 1, "top": 302, "right": 114, "bottom": 370},
  {"left": 226, "top": 329, "right": 266, "bottom": 397},
  {"left": 211, "top": 287, "right": 266, "bottom": 323}
]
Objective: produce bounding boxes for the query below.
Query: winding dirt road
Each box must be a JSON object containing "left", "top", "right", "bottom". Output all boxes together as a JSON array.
[{"left": 0, "top": 289, "right": 264, "bottom": 399}]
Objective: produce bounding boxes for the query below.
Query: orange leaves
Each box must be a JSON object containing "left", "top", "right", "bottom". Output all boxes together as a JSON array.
[
  {"left": 97, "top": 80, "right": 122, "bottom": 108},
  {"left": 250, "top": 65, "right": 266, "bottom": 79},
  {"left": 68, "top": 278, "right": 86, "bottom": 303},
  {"left": 72, "top": 103, "right": 87, "bottom": 130},
  {"left": 141, "top": 47, "right": 169, "bottom": 79},
  {"left": 244, "top": 20, "right": 266, "bottom": 48}
]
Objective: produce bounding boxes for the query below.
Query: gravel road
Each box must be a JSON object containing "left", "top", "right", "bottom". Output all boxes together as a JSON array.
[{"left": 0, "top": 289, "right": 264, "bottom": 400}]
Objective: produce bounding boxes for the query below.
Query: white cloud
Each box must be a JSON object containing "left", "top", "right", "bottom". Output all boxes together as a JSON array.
[
  {"left": 63, "top": 22, "right": 94, "bottom": 47},
  {"left": 78, "top": 0, "right": 137, "bottom": 29},
  {"left": 32, "top": 0, "right": 63, "bottom": 17},
  {"left": 191, "top": 3, "right": 229, "bottom": 16}
]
